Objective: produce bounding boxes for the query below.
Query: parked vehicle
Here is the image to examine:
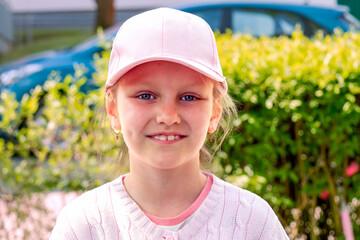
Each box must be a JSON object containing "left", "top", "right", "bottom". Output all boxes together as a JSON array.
[
  {"left": 181, "top": 3, "right": 360, "bottom": 37},
  {"left": 0, "top": 3, "right": 359, "bottom": 102},
  {"left": 0, "top": 25, "right": 119, "bottom": 102}
]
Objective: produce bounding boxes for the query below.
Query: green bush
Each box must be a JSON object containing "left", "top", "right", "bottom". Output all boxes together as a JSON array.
[
  {"left": 216, "top": 29, "right": 360, "bottom": 239},
  {"left": 1, "top": 29, "right": 360, "bottom": 239}
]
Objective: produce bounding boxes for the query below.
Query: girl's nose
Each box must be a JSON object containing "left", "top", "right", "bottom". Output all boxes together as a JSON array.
[{"left": 156, "top": 101, "right": 181, "bottom": 126}]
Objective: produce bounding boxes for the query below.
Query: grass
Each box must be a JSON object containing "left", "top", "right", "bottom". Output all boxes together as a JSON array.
[{"left": 0, "top": 28, "right": 94, "bottom": 65}]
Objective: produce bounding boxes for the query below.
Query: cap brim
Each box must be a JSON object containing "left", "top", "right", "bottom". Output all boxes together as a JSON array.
[{"left": 105, "top": 56, "right": 227, "bottom": 92}]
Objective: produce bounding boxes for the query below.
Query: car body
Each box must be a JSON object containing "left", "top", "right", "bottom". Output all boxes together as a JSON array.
[
  {"left": 0, "top": 3, "right": 359, "bottom": 102},
  {"left": 0, "top": 25, "right": 120, "bottom": 102},
  {"left": 181, "top": 3, "right": 360, "bottom": 37}
]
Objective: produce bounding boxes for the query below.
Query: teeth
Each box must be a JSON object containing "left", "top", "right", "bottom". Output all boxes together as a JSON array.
[{"left": 153, "top": 135, "right": 180, "bottom": 141}]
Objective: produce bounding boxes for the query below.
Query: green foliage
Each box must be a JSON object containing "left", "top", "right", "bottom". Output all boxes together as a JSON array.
[
  {"left": 0, "top": 51, "right": 118, "bottom": 196},
  {"left": 1, "top": 29, "right": 360, "bottom": 239},
  {"left": 215, "top": 29, "right": 360, "bottom": 239}
]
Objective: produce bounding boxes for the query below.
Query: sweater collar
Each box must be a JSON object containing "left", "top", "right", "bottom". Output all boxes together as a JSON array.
[{"left": 110, "top": 173, "right": 224, "bottom": 239}]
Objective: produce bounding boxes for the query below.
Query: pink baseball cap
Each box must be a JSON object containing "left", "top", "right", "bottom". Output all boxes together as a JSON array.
[{"left": 105, "top": 7, "right": 227, "bottom": 92}]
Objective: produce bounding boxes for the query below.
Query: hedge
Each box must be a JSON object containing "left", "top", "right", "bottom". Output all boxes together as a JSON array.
[
  {"left": 217, "top": 29, "right": 360, "bottom": 239},
  {"left": 0, "top": 29, "right": 359, "bottom": 239}
]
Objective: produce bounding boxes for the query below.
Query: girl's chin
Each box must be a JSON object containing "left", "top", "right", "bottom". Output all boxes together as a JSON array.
[
  {"left": 149, "top": 155, "right": 200, "bottom": 170},
  {"left": 129, "top": 148, "right": 201, "bottom": 169}
]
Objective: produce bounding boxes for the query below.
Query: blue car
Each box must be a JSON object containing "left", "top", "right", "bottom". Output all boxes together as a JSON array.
[
  {"left": 0, "top": 25, "right": 119, "bottom": 101},
  {"left": 0, "top": 3, "right": 359, "bottom": 101},
  {"left": 181, "top": 3, "right": 360, "bottom": 37}
]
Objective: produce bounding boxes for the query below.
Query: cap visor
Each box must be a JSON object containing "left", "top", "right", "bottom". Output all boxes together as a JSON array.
[{"left": 106, "top": 56, "right": 227, "bottom": 92}]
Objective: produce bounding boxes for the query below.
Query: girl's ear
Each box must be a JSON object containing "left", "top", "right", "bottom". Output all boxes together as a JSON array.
[
  {"left": 208, "top": 105, "right": 222, "bottom": 133},
  {"left": 106, "top": 91, "right": 121, "bottom": 132}
]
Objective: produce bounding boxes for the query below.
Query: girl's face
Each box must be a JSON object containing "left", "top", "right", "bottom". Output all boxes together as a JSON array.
[{"left": 107, "top": 61, "right": 221, "bottom": 170}]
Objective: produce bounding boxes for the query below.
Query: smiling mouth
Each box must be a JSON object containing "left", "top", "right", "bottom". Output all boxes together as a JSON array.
[
  {"left": 153, "top": 135, "right": 179, "bottom": 141},
  {"left": 148, "top": 134, "right": 186, "bottom": 142}
]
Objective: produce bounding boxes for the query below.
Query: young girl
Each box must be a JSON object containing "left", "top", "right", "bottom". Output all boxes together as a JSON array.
[{"left": 50, "top": 8, "right": 289, "bottom": 239}]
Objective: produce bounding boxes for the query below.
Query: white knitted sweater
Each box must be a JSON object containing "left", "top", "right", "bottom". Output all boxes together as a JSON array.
[{"left": 50, "top": 174, "right": 289, "bottom": 240}]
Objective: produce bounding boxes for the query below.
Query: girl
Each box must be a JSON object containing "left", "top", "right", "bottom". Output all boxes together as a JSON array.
[{"left": 50, "top": 8, "right": 289, "bottom": 239}]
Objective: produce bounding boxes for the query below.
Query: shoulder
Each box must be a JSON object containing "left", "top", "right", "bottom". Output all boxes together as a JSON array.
[
  {"left": 212, "top": 174, "right": 271, "bottom": 210},
  {"left": 59, "top": 180, "right": 112, "bottom": 220},
  {"left": 212, "top": 175, "right": 289, "bottom": 239},
  {"left": 50, "top": 177, "right": 124, "bottom": 239}
]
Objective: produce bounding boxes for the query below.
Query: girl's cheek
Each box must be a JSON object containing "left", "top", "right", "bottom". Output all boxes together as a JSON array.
[{"left": 187, "top": 110, "right": 212, "bottom": 126}]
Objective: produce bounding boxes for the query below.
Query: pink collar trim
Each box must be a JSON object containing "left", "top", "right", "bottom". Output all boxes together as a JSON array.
[{"left": 143, "top": 174, "right": 213, "bottom": 226}]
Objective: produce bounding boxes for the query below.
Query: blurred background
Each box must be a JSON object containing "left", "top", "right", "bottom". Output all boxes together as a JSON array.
[
  {"left": 1, "top": 0, "right": 359, "bottom": 61},
  {"left": 0, "top": 0, "right": 360, "bottom": 239}
]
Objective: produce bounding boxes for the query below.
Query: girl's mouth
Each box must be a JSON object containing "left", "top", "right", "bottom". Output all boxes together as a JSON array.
[
  {"left": 147, "top": 133, "right": 186, "bottom": 143},
  {"left": 153, "top": 135, "right": 180, "bottom": 141}
]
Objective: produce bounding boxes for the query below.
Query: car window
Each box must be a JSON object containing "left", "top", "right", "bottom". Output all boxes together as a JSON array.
[
  {"left": 275, "top": 12, "right": 305, "bottom": 35},
  {"left": 306, "top": 19, "right": 330, "bottom": 36},
  {"left": 231, "top": 8, "right": 336, "bottom": 37},
  {"left": 232, "top": 9, "right": 275, "bottom": 36},
  {"left": 274, "top": 10, "right": 332, "bottom": 36},
  {"left": 189, "top": 8, "right": 223, "bottom": 32}
]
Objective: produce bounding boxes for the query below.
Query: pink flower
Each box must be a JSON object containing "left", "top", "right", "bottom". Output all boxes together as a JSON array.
[
  {"left": 320, "top": 189, "right": 330, "bottom": 200},
  {"left": 346, "top": 162, "right": 359, "bottom": 177}
]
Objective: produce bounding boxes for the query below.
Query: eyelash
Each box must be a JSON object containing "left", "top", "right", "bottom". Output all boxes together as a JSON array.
[
  {"left": 137, "top": 93, "right": 154, "bottom": 100},
  {"left": 181, "top": 95, "right": 197, "bottom": 101},
  {"left": 136, "top": 93, "right": 198, "bottom": 101}
]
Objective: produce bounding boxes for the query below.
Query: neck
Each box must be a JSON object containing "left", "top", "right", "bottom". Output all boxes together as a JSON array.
[{"left": 123, "top": 154, "right": 207, "bottom": 218}]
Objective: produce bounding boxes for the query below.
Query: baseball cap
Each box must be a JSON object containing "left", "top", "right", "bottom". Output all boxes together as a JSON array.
[{"left": 105, "top": 7, "right": 227, "bottom": 92}]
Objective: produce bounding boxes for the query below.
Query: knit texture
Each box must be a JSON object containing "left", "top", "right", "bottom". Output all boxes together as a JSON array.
[{"left": 50, "top": 174, "right": 289, "bottom": 240}]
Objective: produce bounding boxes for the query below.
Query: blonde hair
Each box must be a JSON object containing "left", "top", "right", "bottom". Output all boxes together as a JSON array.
[{"left": 104, "top": 76, "right": 237, "bottom": 171}]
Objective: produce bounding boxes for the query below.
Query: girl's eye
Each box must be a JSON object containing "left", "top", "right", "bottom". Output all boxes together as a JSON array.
[
  {"left": 181, "top": 95, "right": 197, "bottom": 101},
  {"left": 138, "top": 93, "right": 154, "bottom": 100}
]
